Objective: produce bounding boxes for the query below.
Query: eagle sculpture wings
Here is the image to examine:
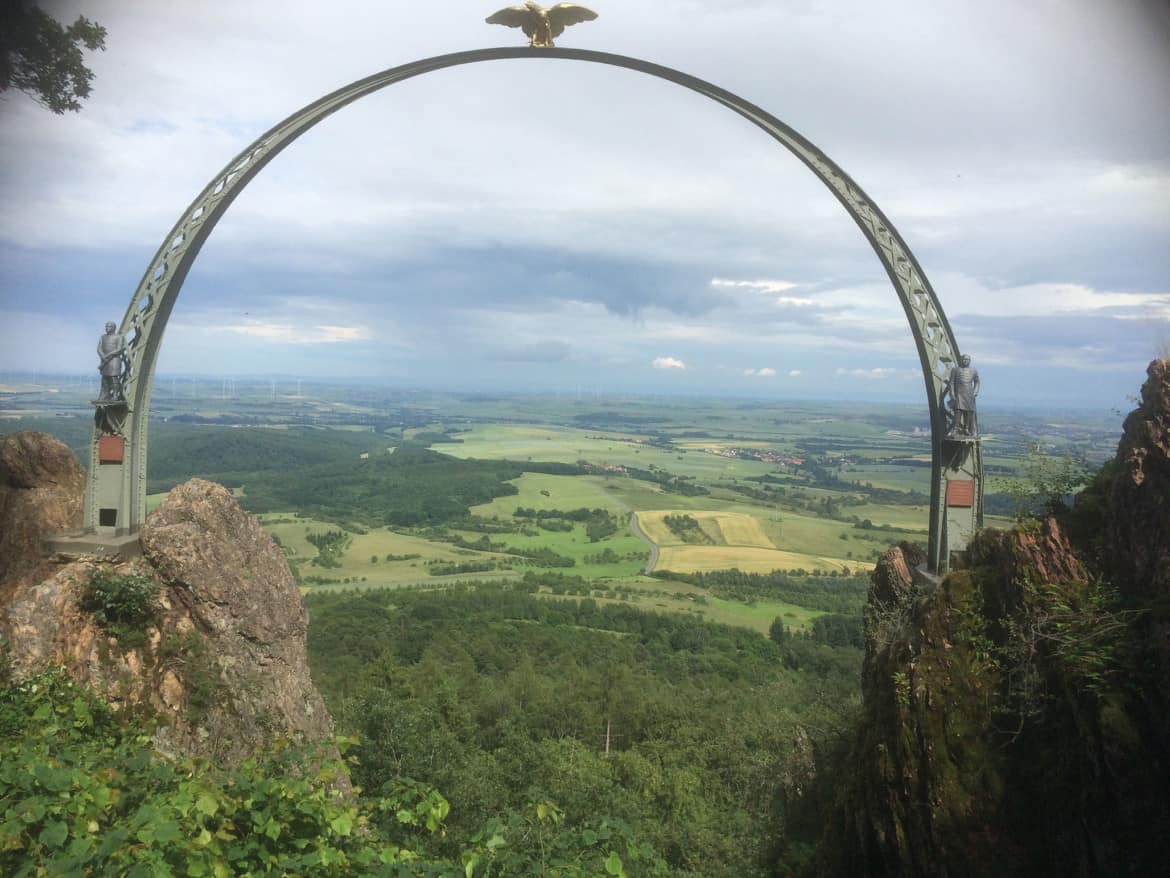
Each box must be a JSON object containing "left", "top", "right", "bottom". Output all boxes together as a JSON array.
[{"left": 486, "top": 2, "right": 598, "bottom": 47}]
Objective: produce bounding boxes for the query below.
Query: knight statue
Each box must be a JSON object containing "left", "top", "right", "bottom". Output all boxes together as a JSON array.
[
  {"left": 945, "top": 354, "right": 980, "bottom": 437},
  {"left": 97, "top": 321, "right": 128, "bottom": 402}
]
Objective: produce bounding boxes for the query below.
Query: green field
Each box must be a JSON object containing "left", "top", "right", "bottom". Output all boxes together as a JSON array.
[
  {"left": 259, "top": 515, "right": 517, "bottom": 587},
  {"left": 93, "top": 390, "right": 1112, "bottom": 639},
  {"left": 440, "top": 424, "right": 778, "bottom": 482},
  {"left": 471, "top": 472, "right": 627, "bottom": 517}
]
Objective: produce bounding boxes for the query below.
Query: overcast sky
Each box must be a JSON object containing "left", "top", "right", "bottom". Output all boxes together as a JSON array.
[{"left": 1, "top": 0, "right": 1168, "bottom": 408}]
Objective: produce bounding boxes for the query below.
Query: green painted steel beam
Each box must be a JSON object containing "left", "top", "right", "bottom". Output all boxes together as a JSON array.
[{"left": 89, "top": 46, "right": 964, "bottom": 570}]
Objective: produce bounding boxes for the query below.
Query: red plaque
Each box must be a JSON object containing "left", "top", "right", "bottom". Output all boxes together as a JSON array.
[
  {"left": 98, "top": 436, "right": 125, "bottom": 464},
  {"left": 946, "top": 479, "right": 975, "bottom": 507}
]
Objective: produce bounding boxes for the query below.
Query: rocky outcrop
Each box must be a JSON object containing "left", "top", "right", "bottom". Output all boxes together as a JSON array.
[
  {"left": 823, "top": 521, "right": 1165, "bottom": 877},
  {"left": 138, "top": 479, "right": 334, "bottom": 762},
  {"left": 1104, "top": 357, "right": 1170, "bottom": 596},
  {"left": 0, "top": 438, "right": 337, "bottom": 768},
  {"left": 0, "top": 431, "right": 84, "bottom": 592},
  {"left": 823, "top": 540, "right": 1022, "bottom": 877},
  {"left": 820, "top": 360, "right": 1170, "bottom": 877}
]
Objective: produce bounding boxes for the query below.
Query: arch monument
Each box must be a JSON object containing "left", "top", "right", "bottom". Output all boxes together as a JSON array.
[{"left": 83, "top": 47, "right": 984, "bottom": 573}]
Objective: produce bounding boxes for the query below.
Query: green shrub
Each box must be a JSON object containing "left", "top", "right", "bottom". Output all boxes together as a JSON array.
[{"left": 78, "top": 567, "right": 159, "bottom": 647}]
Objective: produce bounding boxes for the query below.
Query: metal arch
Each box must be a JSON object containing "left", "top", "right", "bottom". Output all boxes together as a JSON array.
[{"left": 92, "top": 46, "right": 962, "bottom": 569}]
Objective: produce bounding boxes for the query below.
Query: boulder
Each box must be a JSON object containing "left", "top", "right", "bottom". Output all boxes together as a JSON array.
[
  {"left": 0, "top": 431, "right": 84, "bottom": 591},
  {"left": 138, "top": 479, "right": 335, "bottom": 762},
  {"left": 0, "top": 441, "right": 338, "bottom": 769}
]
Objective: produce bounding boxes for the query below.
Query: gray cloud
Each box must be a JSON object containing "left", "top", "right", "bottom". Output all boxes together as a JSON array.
[{"left": 1, "top": 0, "right": 1166, "bottom": 408}]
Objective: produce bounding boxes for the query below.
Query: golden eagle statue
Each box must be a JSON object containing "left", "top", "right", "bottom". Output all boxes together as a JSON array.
[{"left": 486, "top": 2, "right": 598, "bottom": 47}]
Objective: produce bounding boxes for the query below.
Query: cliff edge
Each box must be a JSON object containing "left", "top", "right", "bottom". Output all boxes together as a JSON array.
[
  {"left": 0, "top": 433, "right": 336, "bottom": 766},
  {"left": 820, "top": 359, "right": 1170, "bottom": 877}
]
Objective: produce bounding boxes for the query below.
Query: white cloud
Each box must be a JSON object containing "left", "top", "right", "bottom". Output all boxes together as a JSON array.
[
  {"left": 218, "top": 323, "right": 370, "bottom": 344},
  {"left": 652, "top": 356, "right": 686, "bottom": 370},
  {"left": 788, "top": 369, "right": 802, "bottom": 377},
  {"left": 711, "top": 278, "right": 800, "bottom": 294},
  {"left": 835, "top": 367, "right": 900, "bottom": 380},
  {"left": 710, "top": 278, "right": 820, "bottom": 309},
  {"left": 935, "top": 277, "right": 1170, "bottom": 319},
  {"left": 744, "top": 367, "right": 776, "bottom": 377}
]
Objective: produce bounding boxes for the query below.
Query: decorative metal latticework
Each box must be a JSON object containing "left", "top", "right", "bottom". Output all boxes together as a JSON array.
[{"left": 89, "top": 47, "right": 964, "bottom": 571}]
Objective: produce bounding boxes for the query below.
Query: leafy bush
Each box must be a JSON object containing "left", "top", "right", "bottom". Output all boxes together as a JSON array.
[
  {"left": 0, "top": 671, "right": 667, "bottom": 877},
  {"left": 0, "top": 671, "right": 434, "bottom": 876},
  {"left": 995, "top": 440, "right": 1095, "bottom": 520},
  {"left": 78, "top": 567, "right": 159, "bottom": 646}
]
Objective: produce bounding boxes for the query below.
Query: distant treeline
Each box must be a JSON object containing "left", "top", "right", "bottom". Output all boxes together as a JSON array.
[
  {"left": 241, "top": 445, "right": 585, "bottom": 528},
  {"left": 656, "top": 568, "right": 868, "bottom": 615},
  {"left": 663, "top": 514, "right": 714, "bottom": 545},
  {"left": 619, "top": 465, "right": 709, "bottom": 496},
  {"left": 513, "top": 507, "right": 619, "bottom": 542},
  {"left": 145, "top": 426, "right": 380, "bottom": 493}
]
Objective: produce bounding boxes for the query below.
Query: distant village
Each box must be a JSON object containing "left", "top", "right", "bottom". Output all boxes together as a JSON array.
[{"left": 702, "top": 447, "right": 805, "bottom": 467}]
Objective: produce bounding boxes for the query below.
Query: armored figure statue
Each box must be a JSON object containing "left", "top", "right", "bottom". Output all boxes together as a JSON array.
[
  {"left": 97, "top": 321, "right": 127, "bottom": 402},
  {"left": 945, "top": 354, "right": 980, "bottom": 437}
]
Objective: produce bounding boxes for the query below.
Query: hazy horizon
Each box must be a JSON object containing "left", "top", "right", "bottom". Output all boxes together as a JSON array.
[{"left": 0, "top": 367, "right": 1138, "bottom": 419}]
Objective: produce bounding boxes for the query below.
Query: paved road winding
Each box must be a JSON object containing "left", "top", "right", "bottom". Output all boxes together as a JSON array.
[{"left": 629, "top": 511, "right": 659, "bottom": 575}]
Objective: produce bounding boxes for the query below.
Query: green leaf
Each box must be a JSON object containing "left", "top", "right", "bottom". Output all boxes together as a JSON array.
[
  {"left": 329, "top": 812, "right": 354, "bottom": 836},
  {"left": 38, "top": 819, "right": 68, "bottom": 849},
  {"left": 34, "top": 763, "right": 73, "bottom": 792},
  {"left": 582, "top": 828, "right": 598, "bottom": 846},
  {"left": 154, "top": 820, "right": 182, "bottom": 844},
  {"left": 195, "top": 793, "right": 219, "bottom": 817},
  {"left": 605, "top": 852, "right": 625, "bottom": 876}
]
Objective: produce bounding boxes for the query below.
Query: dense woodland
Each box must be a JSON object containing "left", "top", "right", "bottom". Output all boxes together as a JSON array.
[
  {"left": 305, "top": 581, "right": 863, "bottom": 876},
  {"left": 242, "top": 445, "right": 584, "bottom": 528}
]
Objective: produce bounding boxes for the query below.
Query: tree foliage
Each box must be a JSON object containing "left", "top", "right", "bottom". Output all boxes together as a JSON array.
[
  {"left": 240, "top": 445, "right": 587, "bottom": 529},
  {"left": 0, "top": 2, "right": 106, "bottom": 113},
  {"left": 0, "top": 672, "right": 410, "bottom": 876},
  {"left": 306, "top": 583, "right": 863, "bottom": 876},
  {"left": 996, "top": 441, "right": 1095, "bottom": 520},
  {"left": 0, "top": 670, "right": 670, "bottom": 877}
]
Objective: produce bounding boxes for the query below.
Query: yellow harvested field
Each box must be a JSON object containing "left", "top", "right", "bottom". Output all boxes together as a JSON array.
[
  {"left": 708, "top": 512, "right": 774, "bottom": 548},
  {"left": 638, "top": 510, "right": 774, "bottom": 549},
  {"left": 637, "top": 510, "right": 689, "bottom": 546},
  {"left": 656, "top": 545, "right": 861, "bottom": 575}
]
